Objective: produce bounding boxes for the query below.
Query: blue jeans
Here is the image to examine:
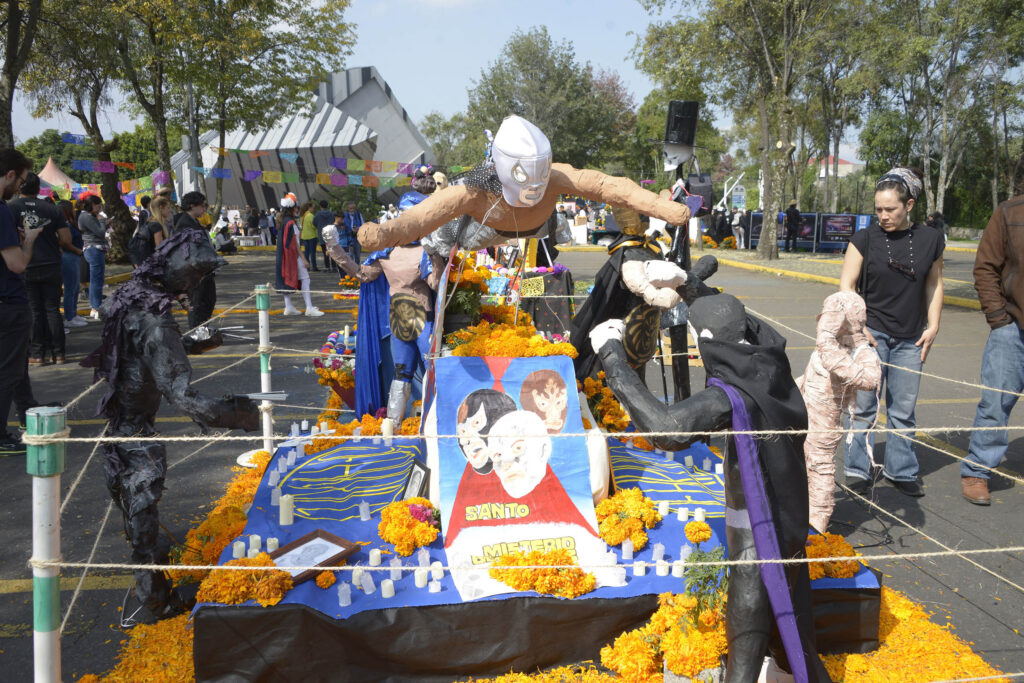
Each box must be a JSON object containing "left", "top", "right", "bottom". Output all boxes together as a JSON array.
[
  {"left": 83, "top": 246, "right": 106, "bottom": 311},
  {"left": 303, "top": 238, "right": 318, "bottom": 268},
  {"left": 61, "top": 252, "right": 80, "bottom": 321},
  {"left": 844, "top": 326, "right": 923, "bottom": 482},
  {"left": 962, "top": 321, "right": 1024, "bottom": 479}
]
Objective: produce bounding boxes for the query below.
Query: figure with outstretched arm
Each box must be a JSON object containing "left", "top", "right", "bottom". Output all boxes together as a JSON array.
[{"left": 589, "top": 294, "right": 832, "bottom": 683}]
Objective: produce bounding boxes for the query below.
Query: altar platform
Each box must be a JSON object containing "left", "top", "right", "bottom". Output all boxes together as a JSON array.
[{"left": 192, "top": 437, "right": 879, "bottom": 682}]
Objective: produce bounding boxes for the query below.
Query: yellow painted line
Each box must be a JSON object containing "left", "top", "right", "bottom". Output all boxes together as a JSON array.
[
  {"left": 916, "top": 398, "right": 981, "bottom": 405},
  {"left": 716, "top": 258, "right": 980, "bottom": 310},
  {"left": 7, "top": 412, "right": 334, "bottom": 428},
  {"left": 0, "top": 574, "right": 133, "bottom": 595},
  {"left": 945, "top": 245, "right": 977, "bottom": 253},
  {"left": 559, "top": 245, "right": 607, "bottom": 253}
]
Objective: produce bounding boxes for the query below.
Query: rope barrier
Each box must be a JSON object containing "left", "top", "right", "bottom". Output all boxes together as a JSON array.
[
  {"left": 838, "top": 480, "right": 1024, "bottom": 596},
  {"left": 59, "top": 426, "right": 106, "bottom": 516},
  {"left": 59, "top": 502, "right": 112, "bottom": 633},
  {"left": 904, "top": 432, "right": 1024, "bottom": 486},
  {"left": 21, "top": 423, "right": 1024, "bottom": 446},
  {"left": 25, "top": 544, "right": 1024, "bottom": 575}
]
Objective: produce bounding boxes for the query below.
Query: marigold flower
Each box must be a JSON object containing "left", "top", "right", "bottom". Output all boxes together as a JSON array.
[
  {"left": 684, "top": 521, "right": 712, "bottom": 545},
  {"left": 378, "top": 498, "right": 439, "bottom": 556},
  {"left": 489, "top": 549, "right": 596, "bottom": 599},
  {"left": 315, "top": 571, "right": 337, "bottom": 589}
]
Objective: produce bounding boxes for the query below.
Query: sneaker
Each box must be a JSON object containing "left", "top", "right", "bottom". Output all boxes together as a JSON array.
[
  {"left": 0, "top": 434, "right": 25, "bottom": 456},
  {"left": 961, "top": 476, "right": 991, "bottom": 505},
  {"left": 282, "top": 307, "right": 302, "bottom": 316},
  {"left": 66, "top": 317, "right": 88, "bottom": 328},
  {"left": 72, "top": 315, "right": 90, "bottom": 324},
  {"left": 89, "top": 309, "right": 101, "bottom": 320},
  {"left": 846, "top": 477, "right": 871, "bottom": 497},
  {"left": 305, "top": 307, "right": 325, "bottom": 317}
]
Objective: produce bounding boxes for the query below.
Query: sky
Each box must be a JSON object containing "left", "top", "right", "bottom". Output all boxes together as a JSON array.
[{"left": 9, "top": 0, "right": 859, "bottom": 160}]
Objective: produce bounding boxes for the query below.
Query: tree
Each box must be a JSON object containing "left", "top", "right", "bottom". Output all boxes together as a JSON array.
[
  {"left": 183, "top": 0, "right": 355, "bottom": 213},
  {"left": 420, "top": 111, "right": 486, "bottom": 171},
  {"left": 0, "top": 0, "right": 42, "bottom": 148},
  {"left": 637, "top": 0, "right": 833, "bottom": 259},
  {"left": 466, "top": 27, "right": 634, "bottom": 169}
]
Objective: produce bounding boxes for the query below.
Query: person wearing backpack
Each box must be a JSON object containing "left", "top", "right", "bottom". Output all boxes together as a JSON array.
[{"left": 128, "top": 196, "right": 169, "bottom": 267}]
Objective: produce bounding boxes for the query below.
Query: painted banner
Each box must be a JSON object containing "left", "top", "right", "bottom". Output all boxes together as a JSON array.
[
  {"left": 62, "top": 133, "right": 88, "bottom": 145},
  {"left": 433, "top": 355, "right": 611, "bottom": 601}
]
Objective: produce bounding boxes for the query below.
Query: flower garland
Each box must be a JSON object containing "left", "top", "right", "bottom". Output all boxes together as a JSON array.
[
  {"left": 447, "top": 320, "right": 578, "bottom": 358},
  {"left": 806, "top": 532, "right": 861, "bottom": 580},
  {"left": 377, "top": 496, "right": 440, "bottom": 556},
  {"left": 169, "top": 450, "right": 271, "bottom": 584},
  {"left": 489, "top": 548, "right": 597, "bottom": 599},
  {"left": 194, "top": 552, "right": 293, "bottom": 608},
  {"left": 313, "top": 353, "right": 355, "bottom": 389},
  {"left": 720, "top": 235, "right": 737, "bottom": 249},
  {"left": 700, "top": 234, "right": 719, "bottom": 248},
  {"left": 594, "top": 487, "right": 662, "bottom": 551},
  {"left": 315, "top": 571, "right": 337, "bottom": 589}
]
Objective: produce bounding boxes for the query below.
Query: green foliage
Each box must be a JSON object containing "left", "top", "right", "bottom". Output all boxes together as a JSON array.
[
  {"left": 419, "top": 111, "right": 486, "bottom": 171},
  {"left": 684, "top": 545, "right": 727, "bottom": 621},
  {"left": 446, "top": 287, "right": 482, "bottom": 318}
]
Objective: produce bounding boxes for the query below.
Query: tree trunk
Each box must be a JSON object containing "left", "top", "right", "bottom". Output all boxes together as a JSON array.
[
  {"left": 831, "top": 132, "right": 841, "bottom": 213},
  {"left": 213, "top": 100, "right": 227, "bottom": 216},
  {"left": 756, "top": 97, "right": 778, "bottom": 260},
  {"left": 0, "top": 84, "right": 14, "bottom": 149},
  {"left": 992, "top": 97, "right": 1000, "bottom": 211},
  {"left": 0, "top": 0, "right": 43, "bottom": 148},
  {"left": 99, "top": 158, "right": 134, "bottom": 263}
]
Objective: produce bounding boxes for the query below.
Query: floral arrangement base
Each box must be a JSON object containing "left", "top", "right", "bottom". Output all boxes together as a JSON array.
[{"left": 664, "top": 662, "right": 725, "bottom": 683}]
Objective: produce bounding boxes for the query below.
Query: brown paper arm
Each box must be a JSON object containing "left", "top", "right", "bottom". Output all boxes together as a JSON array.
[
  {"left": 551, "top": 164, "right": 691, "bottom": 226},
  {"left": 357, "top": 185, "right": 476, "bottom": 251}
]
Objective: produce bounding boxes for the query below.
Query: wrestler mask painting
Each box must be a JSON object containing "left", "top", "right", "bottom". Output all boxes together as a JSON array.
[{"left": 433, "top": 356, "right": 616, "bottom": 600}]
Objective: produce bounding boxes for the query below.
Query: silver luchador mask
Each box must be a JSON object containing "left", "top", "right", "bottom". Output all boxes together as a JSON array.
[{"left": 491, "top": 115, "right": 552, "bottom": 208}]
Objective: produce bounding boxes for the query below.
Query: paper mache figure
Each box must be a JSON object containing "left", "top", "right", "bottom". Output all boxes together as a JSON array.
[
  {"left": 82, "top": 227, "right": 260, "bottom": 625},
  {"left": 356, "top": 115, "right": 691, "bottom": 253},
  {"left": 795, "top": 291, "right": 881, "bottom": 532},
  {"left": 589, "top": 294, "right": 832, "bottom": 683},
  {"left": 323, "top": 167, "right": 444, "bottom": 419}
]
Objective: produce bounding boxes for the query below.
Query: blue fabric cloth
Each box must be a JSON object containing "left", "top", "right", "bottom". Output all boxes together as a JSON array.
[
  {"left": 354, "top": 276, "right": 393, "bottom": 417},
  {"left": 845, "top": 326, "right": 922, "bottom": 482},
  {"left": 0, "top": 202, "right": 25, "bottom": 302},
  {"left": 963, "top": 320, "right": 1024, "bottom": 478},
  {"left": 397, "top": 191, "right": 427, "bottom": 211}
]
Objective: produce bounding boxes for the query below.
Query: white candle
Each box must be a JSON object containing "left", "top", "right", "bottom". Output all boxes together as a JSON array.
[
  {"left": 652, "top": 543, "right": 665, "bottom": 562},
  {"left": 351, "top": 567, "right": 364, "bottom": 586},
  {"left": 266, "top": 537, "right": 279, "bottom": 552},
  {"left": 271, "top": 487, "right": 281, "bottom": 506},
  {"left": 416, "top": 548, "right": 430, "bottom": 567},
  {"left": 337, "top": 582, "right": 351, "bottom": 607},
  {"left": 320, "top": 421, "right": 328, "bottom": 433},
  {"left": 658, "top": 500, "right": 670, "bottom": 517},
  {"left": 621, "top": 538, "right": 634, "bottom": 561},
  {"left": 232, "top": 541, "right": 246, "bottom": 559},
  {"left": 715, "top": 462, "right": 723, "bottom": 475},
  {"left": 277, "top": 458, "right": 287, "bottom": 474},
  {"left": 286, "top": 451, "right": 296, "bottom": 468},
  {"left": 290, "top": 422, "right": 300, "bottom": 436},
  {"left": 430, "top": 561, "right": 444, "bottom": 581},
  {"left": 301, "top": 419, "right": 309, "bottom": 431},
  {"left": 677, "top": 506, "right": 689, "bottom": 522},
  {"left": 414, "top": 567, "right": 429, "bottom": 588},
  {"left": 247, "top": 548, "right": 259, "bottom": 559},
  {"left": 369, "top": 549, "right": 381, "bottom": 566},
  {"left": 360, "top": 573, "right": 376, "bottom": 594},
  {"left": 358, "top": 500, "right": 371, "bottom": 521},
  {"left": 702, "top": 457, "right": 711, "bottom": 471},
  {"left": 680, "top": 544, "right": 693, "bottom": 560},
  {"left": 279, "top": 494, "right": 294, "bottom": 525},
  {"left": 381, "top": 579, "right": 395, "bottom": 599},
  {"left": 381, "top": 418, "right": 394, "bottom": 443},
  {"left": 389, "top": 557, "right": 402, "bottom": 581},
  {"left": 656, "top": 560, "right": 670, "bottom": 576},
  {"left": 684, "top": 455, "right": 694, "bottom": 468},
  {"left": 633, "top": 561, "right": 646, "bottom": 576},
  {"left": 344, "top": 325, "right": 351, "bottom": 348},
  {"left": 310, "top": 426, "right": 319, "bottom": 437},
  {"left": 694, "top": 507, "right": 706, "bottom": 522},
  {"left": 672, "top": 560, "right": 685, "bottom": 578},
  {"left": 428, "top": 580, "right": 441, "bottom": 593},
  {"left": 268, "top": 470, "right": 280, "bottom": 487},
  {"left": 249, "top": 534, "right": 261, "bottom": 553}
]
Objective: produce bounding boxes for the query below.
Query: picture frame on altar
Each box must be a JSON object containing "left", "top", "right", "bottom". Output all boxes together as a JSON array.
[
  {"left": 268, "top": 529, "right": 358, "bottom": 584},
  {"left": 500, "top": 246, "right": 521, "bottom": 269},
  {"left": 402, "top": 459, "right": 430, "bottom": 500}
]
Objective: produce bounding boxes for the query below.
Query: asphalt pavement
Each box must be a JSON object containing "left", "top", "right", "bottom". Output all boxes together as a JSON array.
[{"left": 2, "top": 246, "right": 1021, "bottom": 680}]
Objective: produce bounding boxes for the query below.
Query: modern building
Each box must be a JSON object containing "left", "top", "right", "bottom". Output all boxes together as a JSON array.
[
  {"left": 169, "top": 66, "right": 436, "bottom": 208},
  {"left": 808, "top": 155, "right": 865, "bottom": 180}
]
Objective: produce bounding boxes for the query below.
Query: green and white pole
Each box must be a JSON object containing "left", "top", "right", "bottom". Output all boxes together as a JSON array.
[
  {"left": 255, "top": 284, "right": 274, "bottom": 454},
  {"left": 26, "top": 406, "right": 65, "bottom": 683}
]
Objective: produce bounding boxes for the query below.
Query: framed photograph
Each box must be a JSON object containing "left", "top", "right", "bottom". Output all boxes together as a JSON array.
[
  {"left": 500, "top": 246, "right": 521, "bottom": 269},
  {"left": 268, "top": 529, "right": 359, "bottom": 584},
  {"left": 403, "top": 459, "right": 430, "bottom": 500}
]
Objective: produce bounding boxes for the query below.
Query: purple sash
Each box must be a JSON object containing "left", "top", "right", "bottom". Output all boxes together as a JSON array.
[{"left": 707, "top": 377, "right": 809, "bottom": 683}]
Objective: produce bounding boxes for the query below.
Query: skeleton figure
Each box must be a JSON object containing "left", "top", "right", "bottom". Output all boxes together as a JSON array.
[
  {"left": 589, "top": 294, "right": 832, "bottom": 683},
  {"left": 795, "top": 292, "right": 881, "bottom": 532},
  {"left": 82, "top": 228, "right": 259, "bottom": 624},
  {"left": 324, "top": 169, "right": 444, "bottom": 419},
  {"left": 357, "top": 115, "right": 691, "bottom": 252}
]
